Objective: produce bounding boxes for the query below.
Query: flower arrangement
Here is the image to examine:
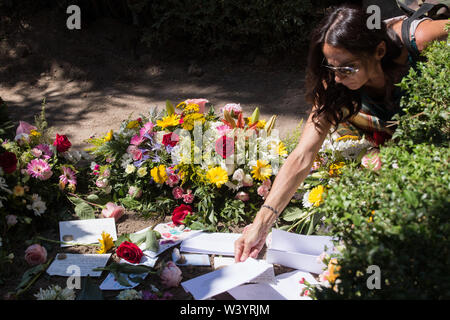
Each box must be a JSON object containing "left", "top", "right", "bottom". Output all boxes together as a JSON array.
[{"left": 82, "top": 99, "right": 287, "bottom": 231}]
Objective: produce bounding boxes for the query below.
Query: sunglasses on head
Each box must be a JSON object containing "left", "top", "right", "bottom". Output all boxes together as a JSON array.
[{"left": 322, "top": 57, "right": 360, "bottom": 76}]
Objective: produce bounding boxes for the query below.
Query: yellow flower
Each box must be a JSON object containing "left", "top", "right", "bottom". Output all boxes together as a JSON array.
[
  {"left": 308, "top": 185, "right": 325, "bottom": 207},
  {"left": 104, "top": 130, "right": 113, "bottom": 142},
  {"left": 251, "top": 160, "right": 272, "bottom": 181},
  {"left": 326, "top": 258, "right": 340, "bottom": 283},
  {"left": 151, "top": 165, "right": 168, "bottom": 184},
  {"left": 97, "top": 231, "right": 114, "bottom": 254},
  {"left": 256, "top": 119, "right": 266, "bottom": 129},
  {"left": 269, "top": 141, "right": 287, "bottom": 156},
  {"left": 368, "top": 210, "right": 375, "bottom": 223},
  {"left": 206, "top": 166, "right": 229, "bottom": 188},
  {"left": 184, "top": 103, "right": 200, "bottom": 114},
  {"left": 127, "top": 120, "right": 140, "bottom": 129},
  {"left": 336, "top": 135, "right": 359, "bottom": 142},
  {"left": 176, "top": 101, "right": 187, "bottom": 110},
  {"left": 328, "top": 162, "right": 345, "bottom": 176},
  {"left": 181, "top": 113, "right": 205, "bottom": 131},
  {"left": 13, "top": 185, "right": 25, "bottom": 197},
  {"left": 29, "top": 130, "right": 41, "bottom": 137},
  {"left": 137, "top": 166, "right": 148, "bottom": 177},
  {"left": 157, "top": 114, "right": 180, "bottom": 129}
]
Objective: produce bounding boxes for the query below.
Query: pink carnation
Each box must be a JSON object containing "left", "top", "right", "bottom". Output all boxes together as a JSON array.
[
  {"left": 101, "top": 202, "right": 125, "bottom": 222},
  {"left": 24, "top": 244, "right": 47, "bottom": 266},
  {"left": 182, "top": 189, "right": 195, "bottom": 204},
  {"left": 166, "top": 174, "right": 180, "bottom": 187},
  {"left": 172, "top": 186, "right": 184, "bottom": 200},
  {"left": 160, "top": 261, "right": 182, "bottom": 288}
]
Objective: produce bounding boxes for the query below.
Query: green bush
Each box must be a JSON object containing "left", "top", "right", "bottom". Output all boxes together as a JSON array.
[{"left": 393, "top": 36, "right": 450, "bottom": 147}]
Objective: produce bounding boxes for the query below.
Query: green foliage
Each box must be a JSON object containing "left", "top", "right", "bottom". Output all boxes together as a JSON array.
[
  {"left": 315, "top": 144, "right": 450, "bottom": 299},
  {"left": 393, "top": 35, "right": 450, "bottom": 147}
]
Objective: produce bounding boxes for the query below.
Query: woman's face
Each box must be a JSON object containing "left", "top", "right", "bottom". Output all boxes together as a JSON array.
[{"left": 322, "top": 43, "right": 374, "bottom": 91}]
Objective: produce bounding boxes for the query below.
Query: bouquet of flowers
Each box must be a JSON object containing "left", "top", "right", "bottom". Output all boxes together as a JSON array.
[{"left": 83, "top": 99, "right": 288, "bottom": 231}]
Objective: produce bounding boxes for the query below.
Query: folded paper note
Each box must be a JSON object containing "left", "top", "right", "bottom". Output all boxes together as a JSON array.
[
  {"left": 181, "top": 258, "right": 273, "bottom": 300},
  {"left": 58, "top": 218, "right": 117, "bottom": 247},
  {"left": 265, "top": 228, "right": 335, "bottom": 274},
  {"left": 228, "top": 270, "right": 318, "bottom": 300},
  {"left": 180, "top": 232, "right": 241, "bottom": 256},
  {"left": 47, "top": 253, "right": 111, "bottom": 277}
]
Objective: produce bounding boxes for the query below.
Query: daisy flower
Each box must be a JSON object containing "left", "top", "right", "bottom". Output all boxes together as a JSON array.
[
  {"left": 206, "top": 166, "right": 228, "bottom": 188},
  {"left": 157, "top": 114, "right": 180, "bottom": 129},
  {"left": 59, "top": 166, "right": 77, "bottom": 190},
  {"left": 26, "top": 159, "right": 53, "bottom": 180},
  {"left": 251, "top": 160, "right": 272, "bottom": 181}
]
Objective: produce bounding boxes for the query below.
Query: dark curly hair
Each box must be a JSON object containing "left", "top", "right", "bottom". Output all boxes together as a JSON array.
[{"left": 305, "top": 4, "right": 409, "bottom": 128}]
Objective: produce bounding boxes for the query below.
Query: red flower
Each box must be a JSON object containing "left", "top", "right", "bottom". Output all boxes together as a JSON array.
[
  {"left": 116, "top": 241, "right": 143, "bottom": 264},
  {"left": 162, "top": 133, "right": 179, "bottom": 147},
  {"left": 171, "top": 204, "right": 193, "bottom": 225},
  {"left": 371, "top": 131, "right": 391, "bottom": 147},
  {"left": 0, "top": 152, "right": 17, "bottom": 174},
  {"left": 53, "top": 134, "right": 72, "bottom": 153}
]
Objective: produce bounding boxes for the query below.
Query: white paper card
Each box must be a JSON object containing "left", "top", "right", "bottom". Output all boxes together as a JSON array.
[
  {"left": 181, "top": 258, "right": 273, "bottom": 300},
  {"left": 46, "top": 253, "right": 111, "bottom": 277},
  {"left": 228, "top": 270, "right": 318, "bottom": 300},
  {"left": 213, "top": 256, "right": 235, "bottom": 269},
  {"left": 266, "top": 229, "right": 334, "bottom": 274},
  {"left": 180, "top": 232, "right": 241, "bottom": 256},
  {"left": 59, "top": 218, "right": 117, "bottom": 247},
  {"left": 213, "top": 257, "right": 275, "bottom": 284},
  {"left": 174, "top": 253, "right": 211, "bottom": 266}
]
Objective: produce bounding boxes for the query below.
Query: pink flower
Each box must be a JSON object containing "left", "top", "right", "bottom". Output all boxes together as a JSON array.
[
  {"left": 165, "top": 174, "right": 180, "bottom": 187},
  {"left": 128, "top": 186, "right": 142, "bottom": 199},
  {"left": 139, "top": 121, "right": 154, "bottom": 136},
  {"left": 299, "top": 277, "right": 306, "bottom": 284},
  {"left": 26, "top": 159, "right": 53, "bottom": 180},
  {"left": 242, "top": 174, "right": 253, "bottom": 187},
  {"left": 235, "top": 191, "right": 249, "bottom": 201},
  {"left": 24, "top": 244, "right": 47, "bottom": 266},
  {"left": 257, "top": 185, "right": 270, "bottom": 199},
  {"left": 101, "top": 202, "right": 125, "bottom": 221},
  {"left": 126, "top": 145, "right": 143, "bottom": 161},
  {"left": 185, "top": 98, "right": 209, "bottom": 114},
  {"left": 160, "top": 261, "right": 182, "bottom": 288},
  {"left": 216, "top": 124, "right": 232, "bottom": 136},
  {"left": 361, "top": 149, "right": 382, "bottom": 171},
  {"left": 59, "top": 166, "right": 77, "bottom": 190},
  {"left": 96, "top": 178, "right": 108, "bottom": 188},
  {"left": 182, "top": 189, "right": 195, "bottom": 204},
  {"left": 35, "top": 144, "right": 53, "bottom": 159},
  {"left": 172, "top": 186, "right": 184, "bottom": 200},
  {"left": 130, "top": 134, "right": 145, "bottom": 146},
  {"left": 6, "top": 215, "right": 17, "bottom": 226},
  {"left": 220, "top": 103, "right": 242, "bottom": 117},
  {"left": 30, "top": 148, "right": 43, "bottom": 158},
  {"left": 16, "top": 121, "right": 37, "bottom": 136}
]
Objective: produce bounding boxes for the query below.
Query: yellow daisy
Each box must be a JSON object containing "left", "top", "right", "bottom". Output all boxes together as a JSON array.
[
  {"left": 206, "top": 166, "right": 228, "bottom": 188},
  {"left": 251, "top": 160, "right": 272, "bottom": 181},
  {"left": 151, "top": 165, "right": 168, "bottom": 184},
  {"left": 157, "top": 114, "right": 180, "bottom": 129},
  {"left": 308, "top": 185, "right": 325, "bottom": 207},
  {"left": 97, "top": 231, "right": 114, "bottom": 254}
]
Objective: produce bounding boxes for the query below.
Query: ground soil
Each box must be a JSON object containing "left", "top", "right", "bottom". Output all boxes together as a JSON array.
[{"left": 0, "top": 7, "right": 309, "bottom": 300}]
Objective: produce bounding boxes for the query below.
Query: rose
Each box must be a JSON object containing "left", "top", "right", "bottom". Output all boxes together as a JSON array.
[
  {"left": 24, "top": 244, "right": 47, "bottom": 266},
  {"left": 116, "top": 241, "right": 143, "bottom": 264},
  {"left": 171, "top": 204, "right": 193, "bottom": 225},
  {"left": 160, "top": 261, "right": 182, "bottom": 288},
  {"left": 242, "top": 174, "right": 253, "bottom": 187},
  {"left": 101, "top": 202, "right": 125, "bottom": 221},
  {"left": 53, "top": 134, "right": 72, "bottom": 153},
  {"left": 172, "top": 186, "right": 184, "bottom": 200},
  {"left": 185, "top": 98, "right": 209, "bottom": 114},
  {"left": 0, "top": 152, "right": 17, "bottom": 174},
  {"left": 235, "top": 191, "right": 249, "bottom": 201},
  {"left": 166, "top": 174, "right": 180, "bottom": 187},
  {"left": 232, "top": 168, "right": 244, "bottom": 182},
  {"left": 361, "top": 149, "right": 382, "bottom": 171},
  {"left": 162, "top": 133, "right": 179, "bottom": 147}
]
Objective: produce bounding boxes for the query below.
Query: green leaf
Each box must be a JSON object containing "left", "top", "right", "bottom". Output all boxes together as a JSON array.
[
  {"left": 281, "top": 206, "right": 304, "bottom": 222},
  {"left": 145, "top": 230, "right": 160, "bottom": 253},
  {"left": 76, "top": 276, "right": 104, "bottom": 300},
  {"left": 86, "top": 194, "right": 101, "bottom": 203},
  {"left": 74, "top": 201, "right": 96, "bottom": 220},
  {"left": 15, "top": 264, "right": 46, "bottom": 291}
]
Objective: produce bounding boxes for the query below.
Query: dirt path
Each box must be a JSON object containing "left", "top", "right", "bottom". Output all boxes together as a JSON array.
[{"left": 0, "top": 9, "right": 310, "bottom": 150}]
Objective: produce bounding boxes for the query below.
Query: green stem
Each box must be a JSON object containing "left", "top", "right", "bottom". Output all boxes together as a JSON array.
[
  {"left": 287, "top": 211, "right": 316, "bottom": 232},
  {"left": 67, "top": 192, "right": 104, "bottom": 208},
  {"left": 36, "top": 236, "right": 99, "bottom": 247},
  {"left": 16, "top": 257, "right": 54, "bottom": 298}
]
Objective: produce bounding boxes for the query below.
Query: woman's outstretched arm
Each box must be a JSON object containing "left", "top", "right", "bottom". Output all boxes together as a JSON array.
[{"left": 234, "top": 107, "right": 332, "bottom": 262}]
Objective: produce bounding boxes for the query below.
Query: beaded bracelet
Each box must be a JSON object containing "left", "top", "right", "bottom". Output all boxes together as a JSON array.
[{"left": 261, "top": 204, "right": 280, "bottom": 217}]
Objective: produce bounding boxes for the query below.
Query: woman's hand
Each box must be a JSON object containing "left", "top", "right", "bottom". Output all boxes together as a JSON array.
[{"left": 234, "top": 222, "right": 269, "bottom": 263}]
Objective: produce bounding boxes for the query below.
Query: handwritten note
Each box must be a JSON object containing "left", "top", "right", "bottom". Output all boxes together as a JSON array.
[{"left": 46, "top": 253, "right": 111, "bottom": 277}]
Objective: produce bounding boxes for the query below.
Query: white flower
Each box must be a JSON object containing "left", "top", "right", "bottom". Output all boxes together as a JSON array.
[
  {"left": 232, "top": 168, "right": 245, "bottom": 182},
  {"left": 34, "top": 285, "right": 76, "bottom": 300},
  {"left": 125, "top": 164, "right": 136, "bottom": 174},
  {"left": 116, "top": 289, "right": 142, "bottom": 300},
  {"left": 121, "top": 153, "right": 133, "bottom": 168},
  {"left": 137, "top": 166, "right": 147, "bottom": 177},
  {"left": 302, "top": 191, "right": 313, "bottom": 208},
  {"left": 30, "top": 200, "right": 47, "bottom": 216}
]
